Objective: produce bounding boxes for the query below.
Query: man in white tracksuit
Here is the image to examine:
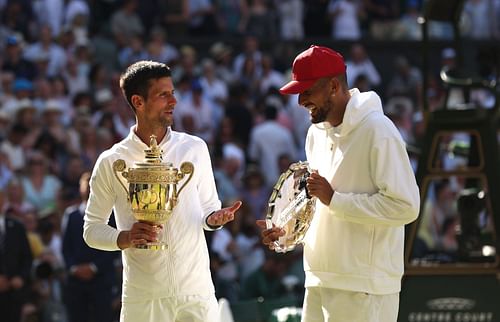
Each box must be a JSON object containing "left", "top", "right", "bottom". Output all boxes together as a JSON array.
[
  {"left": 84, "top": 60, "right": 241, "bottom": 322},
  {"left": 258, "top": 45, "right": 420, "bottom": 322}
]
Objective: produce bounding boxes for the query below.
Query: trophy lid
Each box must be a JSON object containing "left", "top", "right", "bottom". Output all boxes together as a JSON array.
[{"left": 135, "top": 135, "right": 173, "bottom": 168}]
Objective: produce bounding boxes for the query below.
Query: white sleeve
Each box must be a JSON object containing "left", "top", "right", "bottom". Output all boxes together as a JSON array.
[
  {"left": 194, "top": 140, "right": 222, "bottom": 230},
  {"left": 331, "top": 136, "right": 420, "bottom": 227},
  {"left": 83, "top": 155, "right": 121, "bottom": 251}
]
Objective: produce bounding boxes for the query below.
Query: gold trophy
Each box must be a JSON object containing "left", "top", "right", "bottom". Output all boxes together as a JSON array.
[{"left": 112, "top": 135, "right": 194, "bottom": 250}]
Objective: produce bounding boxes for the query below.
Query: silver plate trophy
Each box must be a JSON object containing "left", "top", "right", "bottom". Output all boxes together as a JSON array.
[
  {"left": 112, "top": 135, "right": 194, "bottom": 250},
  {"left": 266, "top": 161, "right": 316, "bottom": 253}
]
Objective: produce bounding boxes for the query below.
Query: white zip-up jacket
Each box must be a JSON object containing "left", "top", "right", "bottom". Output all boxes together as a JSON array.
[
  {"left": 303, "top": 88, "right": 419, "bottom": 295},
  {"left": 83, "top": 127, "right": 221, "bottom": 301}
]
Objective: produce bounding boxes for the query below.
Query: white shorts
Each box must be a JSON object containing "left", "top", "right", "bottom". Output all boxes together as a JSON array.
[
  {"left": 120, "top": 294, "right": 219, "bottom": 322},
  {"left": 301, "top": 287, "right": 399, "bottom": 322}
]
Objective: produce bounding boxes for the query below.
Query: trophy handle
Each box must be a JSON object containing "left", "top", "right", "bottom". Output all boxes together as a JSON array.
[
  {"left": 112, "top": 159, "right": 129, "bottom": 197},
  {"left": 177, "top": 161, "right": 194, "bottom": 195}
]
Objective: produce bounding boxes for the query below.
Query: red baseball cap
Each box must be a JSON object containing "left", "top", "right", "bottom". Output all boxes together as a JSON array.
[{"left": 279, "top": 45, "right": 346, "bottom": 95}]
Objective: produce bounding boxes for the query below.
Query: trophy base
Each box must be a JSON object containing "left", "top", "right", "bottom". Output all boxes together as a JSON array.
[{"left": 135, "top": 242, "right": 167, "bottom": 250}]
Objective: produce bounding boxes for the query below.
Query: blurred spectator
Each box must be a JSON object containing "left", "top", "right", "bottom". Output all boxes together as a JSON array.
[
  {"left": 239, "top": 249, "right": 290, "bottom": 300},
  {"left": 200, "top": 58, "right": 228, "bottom": 120},
  {"left": 284, "top": 95, "right": 310, "bottom": 161},
  {"left": 239, "top": 54, "right": 261, "bottom": 99},
  {"left": 1, "top": 34, "right": 38, "bottom": 80},
  {"left": 259, "top": 54, "right": 285, "bottom": 96},
  {"left": 161, "top": 0, "right": 189, "bottom": 37},
  {"left": 239, "top": 165, "right": 271, "bottom": 221},
  {"left": 386, "top": 55, "right": 423, "bottom": 110},
  {"left": 0, "top": 151, "right": 13, "bottom": 190},
  {"left": 0, "top": 72, "right": 16, "bottom": 107},
  {"left": 1, "top": 2, "right": 35, "bottom": 41},
  {"left": 394, "top": 0, "right": 422, "bottom": 40},
  {"left": 418, "top": 179, "right": 458, "bottom": 253},
  {"left": 61, "top": 172, "right": 119, "bottom": 322},
  {"left": 64, "top": 0, "right": 91, "bottom": 45},
  {"left": 328, "top": 0, "right": 363, "bottom": 40},
  {"left": 0, "top": 186, "right": 34, "bottom": 322},
  {"left": 215, "top": 0, "right": 248, "bottom": 35},
  {"left": 240, "top": 0, "right": 277, "bottom": 40},
  {"left": 0, "top": 111, "right": 9, "bottom": 141},
  {"left": 20, "top": 152, "right": 62, "bottom": 213},
  {"left": 275, "top": 0, "right": 304, "bottom": 40},
  {"left": 233, "top": 34, "right": 262, "bottom": 79},
  {"left": 462, "top": 0, "right": 494, "bottom": 39},
  {"left": 174, "top": 79, "right": 216, "bottom": 144},
  {"left": 19, "top": 210, "right": 45, "bottom": 261},
  {"left": 222, "top": 142, "right": 246, "bottom": 184},
  {"left": 210, "top": 214, "right": 241, "bottom": 302},
  {"left": 172, "top": 45, "right": 200, "bottom": 83},
  {"left": 118, "top": 35, "right": 148, "bottom": 69},
  {"left": 384, "top": 96, "right": 415, "bottom": 146},
  {"left": 187, "top": 0, "right": 219, "bottom": 36},
  {"left": 248, "top": 105, "right": 297, "bottom": 187},
  {"left": 235, "top": 209, "right": 265, "bottom": 280},
  {"left": 209, "top": 42, "right": 236, "bottom": 84},
  {"left": 30, "top": 258, "right": 68, "bottom": 322},
  {"left": 110, "top": 0, "right": 145, "bottom": 47},
  {"left": 77, "top": 124, "right": 101, "bottom": 170},
  {"left": 225, "top": 82, "right": 254, "bottom": 148},
  {"left": 4, "top": 176, "right": 34, "bottom": 218},
  {"left": 59, "top": 154, "right": 87, "bottom": 205},
  {"left": 146, "top": 27, "right": 180, "bottom": 66},
  {"left": 0, "top": 124, "right": 27, "bottom": 172},
  {"left": 363, "top": 0, "right": 401, "bottom": 39},
  {"left": 33, "top": 0, "right": 65, "bottom": 38},
  {"left": 23, "top": 24, "right": 67, "bottom": 77},
  {"left": 213, "top": 147, "right": 242, "bottom": 205},
  {"left": 63, "top": 56, "right": 91, "bottom": 98},
  {"left": 14, "top": 100, "right": 41, "bottom": 149},
  {"left": 2, "top": 78, "right": 35, "bottom": 119},
  {"left": 88, "top": 63, "right": 111, "bottom": 98},
  {"left": 345, "top": 43, "right": 381, "bottom": 89}
]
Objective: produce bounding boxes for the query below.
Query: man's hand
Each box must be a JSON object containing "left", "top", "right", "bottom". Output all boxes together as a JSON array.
[
  {"left": 206, "top": 201, "right": 242, "bottom": 227},
  {"left": 256, "top": 220, "right": 285, "bottom": 250},
  {"left": 117, "top": 221, "right": 162, "bottom": 250},
  {"left": 306, "top": 171, "right": 334, "bottom": 205},
  {"left": 10, "top": 276, "right": 24, "bottom": 290},
  {"left": 0, "top": 275, "right": 10, "bottom": 292},
  {"left": 72, "top": 264, "right": 96, "bottom": 281}
]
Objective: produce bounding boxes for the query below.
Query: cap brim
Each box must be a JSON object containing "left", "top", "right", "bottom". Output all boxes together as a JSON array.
[{"left": 279, "top": 79, "right": 316, "bottom": 95}]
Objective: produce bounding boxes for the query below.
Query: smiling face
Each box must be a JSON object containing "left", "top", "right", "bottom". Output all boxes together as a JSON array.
[
  {"left": 298, "top": 77, "right": 346, "bottom": 126},
  {"left": 134, "top": 77, "right": 177, "bottom": 129}
]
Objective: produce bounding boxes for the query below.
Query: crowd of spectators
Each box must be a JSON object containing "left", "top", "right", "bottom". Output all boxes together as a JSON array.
[{"left": 0, "top": 0, "right": 499, "bottom": 321}]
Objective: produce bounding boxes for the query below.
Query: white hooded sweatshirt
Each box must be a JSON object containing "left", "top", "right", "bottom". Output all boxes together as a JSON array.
[{"left": 303, "top": 88, "right": 419, "bottom": 295}]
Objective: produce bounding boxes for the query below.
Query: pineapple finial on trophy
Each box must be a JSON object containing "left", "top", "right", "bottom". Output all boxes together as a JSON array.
[{"left": 144, "top": 135, "right": 162, "bottom": 163}]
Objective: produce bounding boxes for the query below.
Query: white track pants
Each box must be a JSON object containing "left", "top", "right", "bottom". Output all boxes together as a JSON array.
[
  {"left": 120, "top": 294, "right": 219, "bottom": 322},
  {"left": 301, "top": 287, "right": 399, "bottom": 322}
]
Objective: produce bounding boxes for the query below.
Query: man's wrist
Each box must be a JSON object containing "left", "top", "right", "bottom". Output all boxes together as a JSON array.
[
  {"left": 205, "top": 211, "right": 223, "bottom": 230},
  {"left": 117, "top": 231, "right": 131, "bottom": 250}
]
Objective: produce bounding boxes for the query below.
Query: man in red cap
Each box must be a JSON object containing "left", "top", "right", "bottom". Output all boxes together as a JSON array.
[{"left": 257, "top": 45, "right": 420, "bottom": 321}]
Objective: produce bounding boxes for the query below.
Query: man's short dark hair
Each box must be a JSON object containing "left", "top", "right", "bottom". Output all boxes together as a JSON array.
[{"left": 119, "top": 61, "right": 171, "bottom": 112}]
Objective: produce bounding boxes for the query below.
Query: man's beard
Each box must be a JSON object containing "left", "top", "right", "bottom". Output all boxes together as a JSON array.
[
  {"left": 159, "top": 114, "right": 173, "bottom": 128},
  {"left": 310, "top": 99, "right": 331, "bottom": 124}
]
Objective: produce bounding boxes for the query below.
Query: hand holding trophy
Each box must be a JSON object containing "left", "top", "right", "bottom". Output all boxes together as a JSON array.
[
  {"left": 113, "top": 135, "right": 194, "bottom": 250},
  {"left": 261, "top": 161, "right": 317, "bottom": 253}
]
